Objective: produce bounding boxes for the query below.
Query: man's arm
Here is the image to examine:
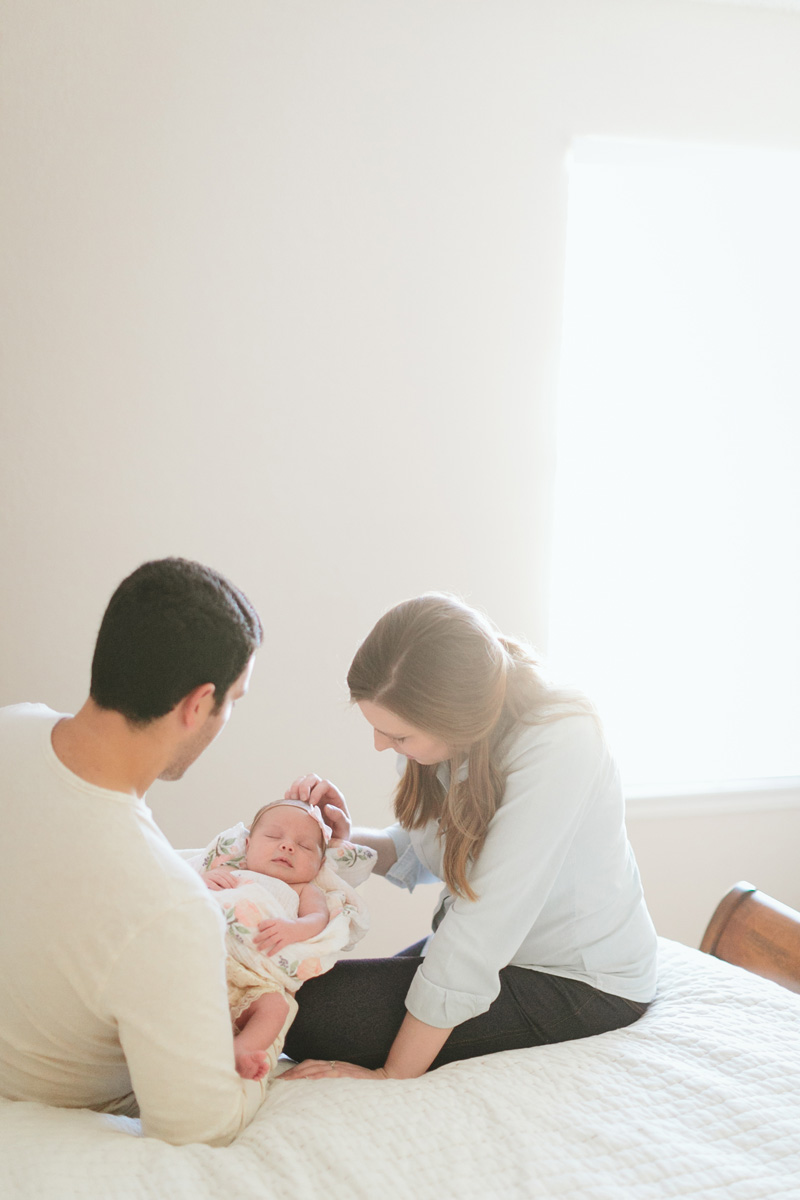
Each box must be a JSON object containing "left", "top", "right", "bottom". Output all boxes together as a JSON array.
[{"left": 102, "top": 896, "right": 266, "bottom": 1146}]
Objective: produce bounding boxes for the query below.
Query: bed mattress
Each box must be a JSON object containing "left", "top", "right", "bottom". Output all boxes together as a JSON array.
[{"left": 2, "top": 939, "right": 799, "bottom": 1199}]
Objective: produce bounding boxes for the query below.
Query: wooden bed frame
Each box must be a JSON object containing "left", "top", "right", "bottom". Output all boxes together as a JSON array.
[{"left": 700, "top": 880, "right": 800, "bottom": 994}]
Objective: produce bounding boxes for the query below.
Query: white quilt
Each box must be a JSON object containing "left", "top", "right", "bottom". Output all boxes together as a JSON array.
[{"left": 2, "top": 940, "right": 799, "bottom": 1199}]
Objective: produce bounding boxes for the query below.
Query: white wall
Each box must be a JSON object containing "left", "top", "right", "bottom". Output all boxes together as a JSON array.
[{"left": 2, "top": 0, "right": 800, "bottom": 956}]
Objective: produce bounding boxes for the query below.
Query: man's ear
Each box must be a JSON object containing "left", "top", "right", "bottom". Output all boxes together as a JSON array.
[{"left": 177, "top": 682, "right": 216, "bottom": 729}]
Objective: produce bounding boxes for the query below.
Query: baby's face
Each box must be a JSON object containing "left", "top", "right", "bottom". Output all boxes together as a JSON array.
[{"left": 245, "top": 805, "right": 324, "bottom": 885}]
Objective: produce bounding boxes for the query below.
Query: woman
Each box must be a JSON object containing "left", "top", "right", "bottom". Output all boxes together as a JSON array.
[{"left": 274, "top": 593, "right": 657, "bottom": 1081}]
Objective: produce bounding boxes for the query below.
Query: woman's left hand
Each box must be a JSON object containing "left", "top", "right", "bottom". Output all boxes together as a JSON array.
[
  {"left": 280, "top": 1058, "right": 388, "bottom": 1081},
  {"left": 284, "top": 774, "right": 353, "bottom": 842}
]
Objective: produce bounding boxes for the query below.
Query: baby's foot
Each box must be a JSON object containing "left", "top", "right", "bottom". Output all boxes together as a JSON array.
[{"left": 235, "top": 1049, "right": 269, "bottom": 1081}]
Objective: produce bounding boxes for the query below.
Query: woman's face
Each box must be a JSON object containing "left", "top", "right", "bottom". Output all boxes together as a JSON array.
[{"left": 357, "top": 700, "right": 452, "bottom": 765}]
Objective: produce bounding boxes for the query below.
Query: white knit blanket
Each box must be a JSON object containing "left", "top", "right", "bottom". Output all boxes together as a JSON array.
[{"left": 2, "top": 940, "right": 799, "bottom": 1198}]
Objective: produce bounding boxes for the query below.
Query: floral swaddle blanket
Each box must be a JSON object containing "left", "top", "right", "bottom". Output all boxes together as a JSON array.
[{"left": 186, "top": 822, "right": 374, "bottom": 996}]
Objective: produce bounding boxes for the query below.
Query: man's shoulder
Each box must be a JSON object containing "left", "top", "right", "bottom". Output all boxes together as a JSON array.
[
  {"left": 0, "top": 703, "right": 66, "bottom": 766},
  {"left": 109, "top": 812, "right": 213, "bottom": 897}
]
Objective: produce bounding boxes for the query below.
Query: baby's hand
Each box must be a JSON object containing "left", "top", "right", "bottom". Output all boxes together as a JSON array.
[
  {"left": 254, "top": 917, "right": 300, "bottom": 956},
  {"left": 203, "top": 868, "right": 239, "bottom": 891}
]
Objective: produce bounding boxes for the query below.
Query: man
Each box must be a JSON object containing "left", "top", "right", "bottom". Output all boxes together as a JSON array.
[{"left": 0, "top": 558, "right": 270, "bottom": 1145}]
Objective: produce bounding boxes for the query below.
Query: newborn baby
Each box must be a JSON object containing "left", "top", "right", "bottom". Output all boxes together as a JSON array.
[{"left": 202, "top": 800, "right": 332, "bottom": 1081}]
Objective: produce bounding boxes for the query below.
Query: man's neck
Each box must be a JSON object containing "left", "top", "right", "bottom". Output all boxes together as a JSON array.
[{"left": 50, "top": 700, "right": 168, "bottom": 799}]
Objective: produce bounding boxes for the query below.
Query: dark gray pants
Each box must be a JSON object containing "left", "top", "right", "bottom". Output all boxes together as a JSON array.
[{"left": 284, "top": 939, "right": 650, "bottom": 1071}]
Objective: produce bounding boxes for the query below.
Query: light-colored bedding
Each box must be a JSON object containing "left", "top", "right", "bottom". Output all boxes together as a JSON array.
[{"left": 2, "top": 939, "right": 799, "bottom": 1199}]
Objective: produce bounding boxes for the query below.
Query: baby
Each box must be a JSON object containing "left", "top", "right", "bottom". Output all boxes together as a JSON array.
[{"left": 203, "top": 800, "right": 333, "bottom": 1081}]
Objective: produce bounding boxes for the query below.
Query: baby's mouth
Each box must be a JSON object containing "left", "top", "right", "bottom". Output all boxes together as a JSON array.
[{"left": 273, "top": 855, "right": 292, "bottom": 867}]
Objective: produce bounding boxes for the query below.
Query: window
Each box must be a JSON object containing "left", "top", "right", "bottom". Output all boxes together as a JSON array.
[{"left": 548, "top": 137, "right": 800, "bottom": 797}]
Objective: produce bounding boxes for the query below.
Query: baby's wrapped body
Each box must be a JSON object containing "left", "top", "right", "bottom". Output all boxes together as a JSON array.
[
  {"left": 211, "top": 861, "right": 369, "bottom": 1074},
  {"left": 219, "top": 864, "right": 368, "bottom": 1008}
]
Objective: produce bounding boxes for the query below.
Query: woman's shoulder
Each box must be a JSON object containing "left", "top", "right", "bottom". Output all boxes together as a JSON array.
[{"left": 501, "top": 710, "right": 606, "bottom": 769}]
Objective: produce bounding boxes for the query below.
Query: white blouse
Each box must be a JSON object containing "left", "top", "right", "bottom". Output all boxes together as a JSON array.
[{"left": 384, "top": 714, "right": 658, "bottom": 1028}]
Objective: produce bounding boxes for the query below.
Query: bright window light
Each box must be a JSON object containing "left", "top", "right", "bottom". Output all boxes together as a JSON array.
[{"left": 549, "top": 137, "right": 800, "bottom": 793}]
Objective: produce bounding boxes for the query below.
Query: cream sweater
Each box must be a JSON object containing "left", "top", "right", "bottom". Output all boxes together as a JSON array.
[{"left": 0, "top": 703, "right": 267, "bottom": 1146}]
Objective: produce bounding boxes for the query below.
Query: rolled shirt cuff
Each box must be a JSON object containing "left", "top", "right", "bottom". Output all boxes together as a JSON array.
[
  {"left": 384, "top": 825, "right": 439, "bottom": 893},
  {"left": 404, "top": 964, "right": 494, "bottom": 1027}
]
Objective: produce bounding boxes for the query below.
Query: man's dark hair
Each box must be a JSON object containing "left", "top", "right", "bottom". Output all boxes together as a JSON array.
[{"left": 90, "top": 558, "right": 263, "bottom": 724}]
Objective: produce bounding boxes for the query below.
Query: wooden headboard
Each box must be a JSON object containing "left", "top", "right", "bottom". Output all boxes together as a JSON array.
[{"left": 700, "top": 881, "right": 800, "bottom": 994}]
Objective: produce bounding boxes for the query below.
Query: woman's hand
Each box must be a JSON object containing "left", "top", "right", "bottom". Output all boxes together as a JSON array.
[
  {"left": 280, "top": 1058, "right": 389, "bottom": 1081},
  {"left": 202, "top": 868, "right": 239, "bottom": 891},
  {"left": 284, "top": 774, "right": 352, "bottom": 842},
  {"left": 282, "top": 1016, "right": 451, "bottom": 1083}
]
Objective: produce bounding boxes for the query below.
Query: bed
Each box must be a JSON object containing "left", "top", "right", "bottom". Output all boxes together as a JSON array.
[{"left": 2, "top": 882, "right": 799, "bottom": 1199}]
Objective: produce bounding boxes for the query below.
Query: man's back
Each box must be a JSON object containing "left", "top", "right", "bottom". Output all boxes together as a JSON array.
[{"left": 0, "top": 703, "right": 266, "bottom": 1143}]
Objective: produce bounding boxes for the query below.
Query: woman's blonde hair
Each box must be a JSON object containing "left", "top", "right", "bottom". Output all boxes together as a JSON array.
[{"left": 347, "top": 593, "right": 594, "bottom": 900}]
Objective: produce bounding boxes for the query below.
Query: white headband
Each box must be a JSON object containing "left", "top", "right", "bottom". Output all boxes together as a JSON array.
[{"left": 253, "top": 799, "right": 332, "bottom": 845}]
